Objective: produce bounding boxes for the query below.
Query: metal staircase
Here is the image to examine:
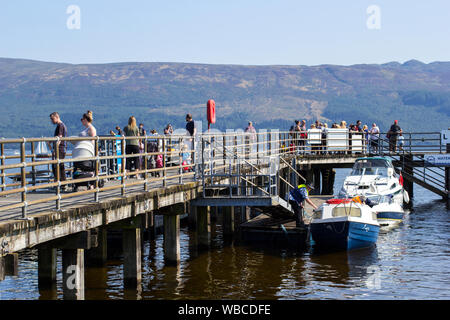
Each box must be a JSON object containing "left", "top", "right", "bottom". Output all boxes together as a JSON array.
[
  {"left": 376, "top": 136, "right": 448, "bottom": 199},
  {"left": 195, "top": 135, "right": 296, "bottom": 217}
]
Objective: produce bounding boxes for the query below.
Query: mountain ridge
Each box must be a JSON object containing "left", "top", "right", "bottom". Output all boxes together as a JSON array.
[{"left": 0, "top": 58, "right": 449, "bottom": 138}]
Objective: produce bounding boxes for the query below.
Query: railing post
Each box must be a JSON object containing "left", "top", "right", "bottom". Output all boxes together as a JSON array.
[
  {"left": 179, "top": 137, "right": 183, "bottom": 185},
  {"left": 409, "top": 132, "right": 412, "bottom": 154},
  {"left": 31, "top": 141, "right": 36, "bottom": 187},
  {"left": 121, "top": 136, "right": 125, "bottom": 196},
  {"left": 94, "top": 137, "right": 99, "bottom": 202},
  {"left": 256, "top": 133, "right": 260, "bottom": 164},
  {"left": 1, "top": 142, "right": 4, "bottom": 193},
  {"left": 55, "top": 138, "right": 61, "bottom": 210},
  {"left": 21, "top": 138, "right": 27, "bottom": 218},
  {"left": 202, "top": 138, "right": 205, "bottom": 198},
  {"left": 162, "top": 137, "right": 167, "bottom": 188},
  {"left": 222, "top": 133, "right": 226, "bottom": 167},
  {"left": 144, "top": 135, "right": 148, "bottom": 191}
]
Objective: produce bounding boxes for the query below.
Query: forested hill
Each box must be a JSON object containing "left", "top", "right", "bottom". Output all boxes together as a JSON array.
[{"left": 0, "top": 57, "right": 449, "bottom": 138}]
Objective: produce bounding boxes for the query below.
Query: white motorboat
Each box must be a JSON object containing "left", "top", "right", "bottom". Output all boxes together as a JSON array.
[
  {"left": 338, "top": 157, "right": 409, "bottom": 208},
  {"left": 366, "top": 195, "right": 405, "bottom": 228}
]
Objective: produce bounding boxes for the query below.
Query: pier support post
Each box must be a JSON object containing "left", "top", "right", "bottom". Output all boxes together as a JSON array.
[
  {"left": 240, "top": 206, "right": 251, "bottom": 223},
  {"left": 196, "top": 206, "right": 210, "bottom": 248},
  {"left": 85, "top": 227, "right": 107, "bottom": 267},
  {"left": 446, "top": 167, "right": 450, "bottom": 204},
  {"left": 0, "top": 256, "right": 4, "bottom": 281},
  {"left": 109, "top": 216, "right": 144, "bottom": 288},
  {"left": 210, "top": 206, "right": 218, "bottom": 223},
  {"left": 321, "top": 168, "right": 335, "bottom": 195},
  {"left": 147, "top": 211, "right": 156, "bottom": 240},
  {"left": 223, "top": 206, "right": 235, "bottom": 236},
  {"left": 159, "top": 203, "right": 184, "bottom": 264},
  {"left": 122, "top": 228, "right": 142, "bottom": 288},
  {"left": 4, "top": 253, "right": 19, "bottom": 276},
  {"left": 401, "top": 154, "right": 414, "bottom": 199},
  {"left": 305, "top": 168, "right": 314, "bottom": 186},
  {"left": 446, "top": 143, "right": 450, "bottom": 204},
  {"left": 38, "top": 247, "right": 57, "bottom": 290},
  {"left": 313, "top": 168, "right": 321, "bottom": 195},
  {"left": 62, "top": 249, "right": 85, "bottom": 300},
  {"left": 188, "top": 202, "right": 197, "bottom": 230},
  {"left": 55, "top": 231, "right": 94, "bottom": 300},
  {"left": 163, "top": 214, "right": 180, "bottom": 264}
]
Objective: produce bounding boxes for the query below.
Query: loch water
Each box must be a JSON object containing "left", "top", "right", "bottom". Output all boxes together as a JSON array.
[{"left": 0, "top": 166, "right": 449, "bottom": 300}]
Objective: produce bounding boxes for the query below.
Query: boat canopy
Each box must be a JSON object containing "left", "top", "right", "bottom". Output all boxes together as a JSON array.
[{"left": 350, "top": 157, "right": 393, "bottom": 177}]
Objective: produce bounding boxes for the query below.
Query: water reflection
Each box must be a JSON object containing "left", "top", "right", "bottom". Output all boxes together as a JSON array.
[{"left": 308, "top": 246, "right": 379, "bottom": 287}]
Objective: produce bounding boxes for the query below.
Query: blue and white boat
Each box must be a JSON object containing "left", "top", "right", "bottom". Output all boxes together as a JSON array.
[{"left": 310, "top": 199, "right": 380, "bottom": 251}]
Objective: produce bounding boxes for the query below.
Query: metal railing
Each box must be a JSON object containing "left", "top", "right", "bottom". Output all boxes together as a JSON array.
[
  {"left": 0, "top": 130, "right": 447, "bottom": 218},
  {"left": 375, "top": 134, "right": 448, "bottom": 195}
]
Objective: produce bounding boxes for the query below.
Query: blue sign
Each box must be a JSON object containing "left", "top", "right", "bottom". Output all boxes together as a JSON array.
[{"left": 424, "top": 154, "right": 450, "bottom": 166}]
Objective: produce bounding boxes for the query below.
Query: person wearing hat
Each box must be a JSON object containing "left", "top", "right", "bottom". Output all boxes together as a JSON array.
[
  {"left": 388, "top": 120, "right": 402, "bottom": 152},
  {"left": 288, "top": 182, "right": 318, "bottom": 227}
]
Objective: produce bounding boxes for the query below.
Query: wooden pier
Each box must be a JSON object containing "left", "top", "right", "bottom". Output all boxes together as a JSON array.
[{"left": 0, "top": 130, "right": 448, "bottom": 299}]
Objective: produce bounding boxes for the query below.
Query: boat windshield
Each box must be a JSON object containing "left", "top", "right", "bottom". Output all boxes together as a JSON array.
[{"left": 350, "top": 159, "right": 391, "bottom": 177}]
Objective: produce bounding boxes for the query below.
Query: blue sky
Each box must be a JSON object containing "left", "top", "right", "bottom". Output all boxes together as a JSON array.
[{"left": 0, "top": 0, "right": 449, "bottom": 66}]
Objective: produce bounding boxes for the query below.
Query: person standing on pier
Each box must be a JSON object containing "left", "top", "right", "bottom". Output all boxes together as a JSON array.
[
  {"left": 369, "top": 123, "right": 380, "bottom": 153},
  {"left": 185, "top": 114, "right": 196, "bottom": 162},
  {"left": 288, "top": 183, "right": 318, "bottom": 227},
  {"left": 123, "top": 116, "right": 141, "bottom": 178},
  {"left": 245, "top": 121, "right": 257, "bottom": 157},
  {"left": 49, "top": 112, "right": 68, "bottom": 189},
  {"left": 387, "top": 120, "right": 402, "bottom": 152}
]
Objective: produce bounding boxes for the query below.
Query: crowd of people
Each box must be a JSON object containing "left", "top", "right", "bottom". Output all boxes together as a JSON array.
[
  {"left": 48, "top": 110, "right": 405, "bottom": 190},
  {"left": 48, "top": 112, "right": 200, "bottom": 187},
  {"left": 287, "top": 118, "right": 404, "bottom": 154}
]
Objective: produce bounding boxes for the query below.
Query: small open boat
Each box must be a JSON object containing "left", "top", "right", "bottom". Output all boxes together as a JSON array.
[{"left": 310, "top": 198, "right": 380, "bottom": 251}]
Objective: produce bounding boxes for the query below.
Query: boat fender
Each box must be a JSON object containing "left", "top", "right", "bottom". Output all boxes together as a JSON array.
[{"left": 403, "top": 190, "right": 410, "bottom": 204}]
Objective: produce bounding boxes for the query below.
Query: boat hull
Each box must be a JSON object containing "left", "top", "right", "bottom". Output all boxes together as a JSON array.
[
  {"left": 376, "top": 211, "right": 403, "bottom": 226},
  {"left": 311, "top": 220, "right": 380, "bottom": 251}
]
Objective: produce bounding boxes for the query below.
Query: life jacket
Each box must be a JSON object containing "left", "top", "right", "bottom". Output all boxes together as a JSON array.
[{"left": 352, "top": 196, "right": 363, "bottom": 204}]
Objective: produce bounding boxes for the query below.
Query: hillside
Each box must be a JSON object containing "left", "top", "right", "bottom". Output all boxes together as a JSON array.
[{"left": 0, "top": 58, "right": 449, "bottom": 138}]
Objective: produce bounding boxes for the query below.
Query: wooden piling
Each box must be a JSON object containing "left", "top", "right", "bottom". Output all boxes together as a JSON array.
[
  {"left": 210, "top": 206, "right": 218, "bottom": 223},
  {"left": 321, "top": 168, "right": 335, "bottom": 195},
  {"left": 5, "top": 253, "right": 19, "bottom": 276},
  {"left": 446, "top": 166, "right": 450, "bottom": 204},
  {"left": 85, "top": 227, "right": 107, "bottom": 267},
  {"left": 38, "top": 247, "right": 57, "bottom": 289},
  {"left": 196, "top": 206, "right": 210, "bottom": 248},
  {"left": 313, "top": 168, "right": 321, "bottom": 195},
  {"left": 446, "top": 144, "right": 450, "bottom": 204},
  {"left": 163, "top": 214, "right": 180, "bottom": 264},
  {"left": 188, "top": 202, "right": 197, "bottom": 230},
  {"left": 401, "top": 154, "right": 414, "bottom": 199},
  {"left": 223, "top": 206, "right": 235, "bottom": 236},
  {"left": 0, "top": 256, "right": 4, "bottom": 281},
  {"left": 122, "top": 228, "right": 142, "bottom": 288},
  {"left": 62, "top": 249, "right": 85, "bottom": 300}
]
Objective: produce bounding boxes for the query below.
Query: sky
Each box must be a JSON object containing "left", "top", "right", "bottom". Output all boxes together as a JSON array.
[{"left": 0, "top": 0, "right": 449, "bottom": 66}]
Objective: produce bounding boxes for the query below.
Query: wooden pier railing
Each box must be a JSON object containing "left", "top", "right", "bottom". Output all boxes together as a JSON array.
[{"left": 0, "top": 130, "right": 446, "bottom": 218}]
